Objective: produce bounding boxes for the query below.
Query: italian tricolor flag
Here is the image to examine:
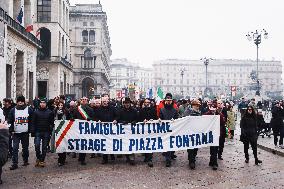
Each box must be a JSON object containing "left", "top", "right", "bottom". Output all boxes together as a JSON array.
[
  {"left": 156, "top": 87, "right": 164, "bottom": 105},
  {"left": 78, "top": 106, "right": 89, "bottom": 120},
  {"left": 55, "top": 120, "right": 75, "bottom": 149}
]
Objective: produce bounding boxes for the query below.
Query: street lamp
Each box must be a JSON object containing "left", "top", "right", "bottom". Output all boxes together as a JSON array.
[
  {"left": 246, "top": 29, "right": 268, "bottom": 96},
  {"left": 201, "top": 57, "right": 213, "bottom": 96},
  {"left": 180, "top": 67, "right": 186, "bottom": 98}
]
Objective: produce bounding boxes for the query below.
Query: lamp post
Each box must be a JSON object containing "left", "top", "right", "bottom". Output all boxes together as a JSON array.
[
  {"left": 180, "top": 68, "right": 186, "bottom": 98},
  {"left": 201, "top": 57, "right": 212, "bottom": 96},
  {"left": 246, "top": 29, "right": 268, "bottom": 96}
]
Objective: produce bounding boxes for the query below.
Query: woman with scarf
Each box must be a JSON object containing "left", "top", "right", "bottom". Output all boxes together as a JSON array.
[{"left": 53, "top": 101, "right": 69, "bottom": 166}]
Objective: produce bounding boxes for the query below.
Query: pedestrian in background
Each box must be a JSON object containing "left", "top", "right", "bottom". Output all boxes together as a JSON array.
[
  {"left": 227, "top": 105, "right": 236, "bottom": 139},
  {"left": 0, "top": 120, "right": 9, "bottom": 184},
  {"left": 240, "top": 106, "right": 262, "bottom": 165},
  {"left": 270, "top": 101, "right": 284, "bottom": 148},
  {"left": 2, "top": 98, "right": 13, "bottom": 158}
]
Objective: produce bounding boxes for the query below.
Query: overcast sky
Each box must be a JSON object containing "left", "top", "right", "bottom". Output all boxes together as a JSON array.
[{"left": 70, "top": 0, "right": 284, "bottom": 68}]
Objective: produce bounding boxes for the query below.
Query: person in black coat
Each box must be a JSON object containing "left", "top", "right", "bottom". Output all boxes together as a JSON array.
[
  {"left": 2, "top": 98, "right": 13, "bottom": 157},
  {"left": 159, "top": 94, "right": 179, "bottom": 167},
  {"left": 72, "top": 97, "right": 94, "bottom": 165},
  {"left": 139, "top": 98, "right": 157, "bottom": 167},
  {"left": 97, "top": 96, "right": 118, "bottom": 164},
  {"left": 8, "top": 96, "right": 33, "bottom": 170},
  {"left": 270, "top": 102, "right": 284, "bottom": 147},
  {"left": 117, "top": 97, "right": 138, "bottom": 165},
  {"left": 31, "top": 98, "right": 54, "bottom": 167},
  {"left": 240, "top": 106, "right": 262, "bottom": 165},
  {"left": 0, "top": 121, "right": 9, "bottom": 184}
]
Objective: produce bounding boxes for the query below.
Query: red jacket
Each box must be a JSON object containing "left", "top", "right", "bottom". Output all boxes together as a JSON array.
[{"left": 157, "top": 100, "right": 178, "bottom": 118}]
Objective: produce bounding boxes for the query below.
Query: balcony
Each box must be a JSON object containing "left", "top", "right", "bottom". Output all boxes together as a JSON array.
[
  {"left": 0, "top": 6, "right": 41, "bottom": 48},
  {"left": 37, "top": 56, "right": 72, "bottom": 69}
]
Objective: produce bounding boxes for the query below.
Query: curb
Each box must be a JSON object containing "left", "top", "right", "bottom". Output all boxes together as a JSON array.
[{"left": 257, "top": 143, "right": 284, "bottom": 157}]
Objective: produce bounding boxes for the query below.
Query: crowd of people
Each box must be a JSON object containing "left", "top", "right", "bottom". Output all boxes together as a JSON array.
[{"left": 1, "top": 93, "right": 283, "bottom": 184}]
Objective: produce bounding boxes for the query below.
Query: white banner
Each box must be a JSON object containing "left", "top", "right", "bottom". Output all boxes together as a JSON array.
[{"left": 55, "top": 115, "right": 220, "bottom": 154}]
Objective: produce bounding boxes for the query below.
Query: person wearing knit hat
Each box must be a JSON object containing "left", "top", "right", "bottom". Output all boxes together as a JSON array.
[
  {"left": 159, "top": 93, "right": 179, "bottom": 167},
  {"left": 8, "top": 95, "right": 33, "bottom": 170},
  {"left": 183, "top": 98, "right": 202, "bottom": 170},
  {"left": 165, "top": 93, "right": 173, "bottom": 100},
  {"left": 39, "top": 97, "right": 48, "bottom": 103},
  {"left": 16, "top": 95, "right": 25, "bottom": 103}
]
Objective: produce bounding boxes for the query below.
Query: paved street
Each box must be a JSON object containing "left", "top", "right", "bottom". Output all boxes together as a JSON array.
[{"left": 1, "top": 137, "right": 284, "bottom": 189}]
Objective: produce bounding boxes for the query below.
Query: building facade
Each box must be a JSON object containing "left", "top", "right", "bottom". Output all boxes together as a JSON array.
[
  {"left": 109, "top": 58, "right": 153, "bottom": 99},
  {"left": 69, "top": 3, "right": 111, "bottom": 98},
  {"left": 0, "top": 0, "right": 40, "bottom": 101},
  {"left": 35, "top": 0, "right": 73, "bottom": 99},
  {"left": 153, "top": 59, "right": 282, "bottom": 98}
]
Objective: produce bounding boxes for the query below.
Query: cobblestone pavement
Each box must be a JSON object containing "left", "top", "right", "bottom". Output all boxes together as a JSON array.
[{"left": 1, "top": 138, "right": 284, "bottom": 189}]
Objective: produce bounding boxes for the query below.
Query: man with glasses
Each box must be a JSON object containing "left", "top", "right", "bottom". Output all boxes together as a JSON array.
[{"left": 73, "top": 97, "right": 94, "bottom": 165}]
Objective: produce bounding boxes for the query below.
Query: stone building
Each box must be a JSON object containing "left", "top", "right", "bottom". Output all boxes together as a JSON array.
[
  {"left": 153, "top": 59, "right": 282, "bottom": 98},
  {"left": 35, "top": 0, "right": 73, "bottom": 99},
  {"left": 109, "top": 58, "right": 153, "bottom": 99},
  {"left": 0, "top": 0, "right": 40, "bottom": 101},
  {"left": 69, "top": 3, "right": 111, "bottom": 98}
]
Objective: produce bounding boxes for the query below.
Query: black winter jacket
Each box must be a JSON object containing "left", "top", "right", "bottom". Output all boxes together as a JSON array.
[
  {"left": 31, "top": 108, "right": 54, "bottom": 133},
  {"left": 97, "top": 105, "right": 118, "bottom": 122},
  {"left": 139, "top": 107, "right": 157, "bottom": 122},
  {"left": 2, "top": 106, "right": 13, "bottom": 120},
  {"left": 270, "top": 106, "right": 284, "bottom": 130},
  {"left": 118, "top": 107, "right": 138, "bottom": 124},
  {"left": 0, "top": 129, "right": 9, "bottom": 167},
  {"left": 240, "top": 114, "right": 258, "bottom": 142}
]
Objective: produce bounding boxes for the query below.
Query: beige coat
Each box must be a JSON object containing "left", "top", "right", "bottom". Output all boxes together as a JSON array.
[{"left": 227, "top": 110, "right": 236, "bottom": 130}]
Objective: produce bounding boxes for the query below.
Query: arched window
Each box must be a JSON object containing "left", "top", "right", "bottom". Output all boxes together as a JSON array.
[
  {"left": 83, "top": 49, "right": 93, "bottom": 68},
  {"left": 90, "top": 22, "right": 94, "bottom": 26},
  {"left": 89, "top": 30, "right": 95, "bottom": 43},
  {"left": 82, "top": 30, "right": 88, "bottom": 43}
]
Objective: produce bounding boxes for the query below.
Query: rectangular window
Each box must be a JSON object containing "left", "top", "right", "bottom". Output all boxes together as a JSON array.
[{"left": 37, "top": 0, "right": 51, "bottom": 22}]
